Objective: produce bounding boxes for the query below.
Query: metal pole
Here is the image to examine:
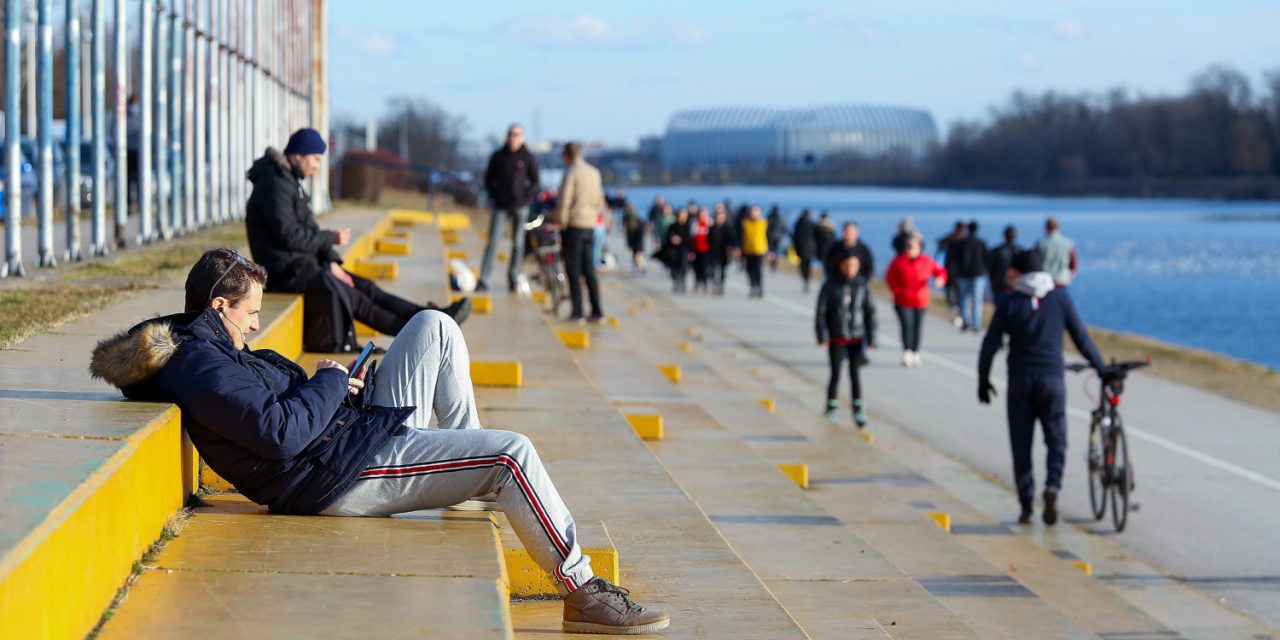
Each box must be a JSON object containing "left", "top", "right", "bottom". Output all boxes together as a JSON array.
[
  {"left": 111, "top": 0, "right": 126, "bottom": 248},
  {"left": 64, "top": 0, "right": 83, "bottom": 261},
  {"left": 181, "top": 0, "right": 193, "bottom": 232},
  {"left": 154, "top": 0, "right": 170, "bottom": 239},
  {"left": 35, "top": 0, "right": 54, "bottom": 266},
  {"left": 90, "top": 0, "right": 107, "bottom": 256},
  {"left": 168, "top": 2, "right": 182, "bottom": 234},
  {"left": 138, "top": 0, "right": 153, "bottom": 244},
  {"left": 313, "top": 0, "right": 328, "bottom": 213},
  {"left": 3, "top": 0, "right": 25, "bottom": 277},
  {"left": 25, "top": 0, "right": 35, "bottom": 139},
  {"left": 192, "top": 0, "right": 205, "bottom": 227},
  {"left": 207, "top": 0, "right": 220, "bottom": 223}
]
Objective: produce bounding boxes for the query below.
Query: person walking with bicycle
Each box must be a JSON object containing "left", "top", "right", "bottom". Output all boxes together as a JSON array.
[
  {"left": 977, "top": 249, "right": 1106, "bottom": 526},
  {"left": 552, "top": 142, "right": 607, "bottom": 323}
]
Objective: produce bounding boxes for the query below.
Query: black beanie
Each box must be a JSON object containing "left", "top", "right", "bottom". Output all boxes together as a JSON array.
[{"left": 1010, "top": 249, "right": 1043, "bottom": 274}]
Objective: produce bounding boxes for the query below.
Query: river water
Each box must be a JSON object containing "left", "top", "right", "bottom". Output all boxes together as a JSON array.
[{"left": 621, "top": 185, "right": 1280, "bottom": 371}]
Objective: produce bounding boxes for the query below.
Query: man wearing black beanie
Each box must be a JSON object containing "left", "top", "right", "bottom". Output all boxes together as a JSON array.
[
  {"left": 246, "top": 128, "right": 470, "bottom": 352},
  {"left": 977, "top": 249, "right": 1108, "bottom": 526}
]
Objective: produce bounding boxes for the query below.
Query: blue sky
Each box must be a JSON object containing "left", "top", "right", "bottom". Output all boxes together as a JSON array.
[{"left": 329, "top": 1, "right": 1280, "bottom": 148}]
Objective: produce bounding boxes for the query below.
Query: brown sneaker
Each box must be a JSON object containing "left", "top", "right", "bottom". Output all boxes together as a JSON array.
[{"left": 562, "top": 577, "right": 670, "bottom": 635}]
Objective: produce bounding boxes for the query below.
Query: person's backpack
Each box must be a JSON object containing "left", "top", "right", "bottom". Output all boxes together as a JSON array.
[{"left": 302, "top": 270, "right": 359, "bottom": 353}]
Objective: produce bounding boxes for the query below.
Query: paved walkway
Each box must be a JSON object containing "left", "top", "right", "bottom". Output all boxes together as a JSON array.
[{"left": 610, "top": 235, "right": 1280, "bottom": 632}]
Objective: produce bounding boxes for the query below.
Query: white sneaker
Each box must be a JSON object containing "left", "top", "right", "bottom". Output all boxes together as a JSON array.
[
  {"left": 901, "top": 350, "right": 914, "bottom": 367},
  {"left": 910, "top": 352, "right": 923, "bottom": 368}
]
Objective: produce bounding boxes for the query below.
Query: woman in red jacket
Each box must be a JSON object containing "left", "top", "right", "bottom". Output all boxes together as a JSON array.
[{"left": 885, "top": 234, "right": 947, "bottom": 367}]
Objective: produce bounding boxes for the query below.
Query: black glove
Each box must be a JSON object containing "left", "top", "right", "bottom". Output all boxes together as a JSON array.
[{"left": 978, "top": 380, "right": 997, "bottom": 405}]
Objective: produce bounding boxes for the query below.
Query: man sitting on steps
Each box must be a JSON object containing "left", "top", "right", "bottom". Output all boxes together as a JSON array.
[
  {"left": 245, "top": 127, "right": 470, "bottom": 353},
  {"left": 89, "top": 249, "right": 669, "bottom": 635}
]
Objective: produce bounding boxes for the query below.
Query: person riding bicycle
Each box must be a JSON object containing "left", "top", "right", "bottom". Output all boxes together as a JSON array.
[{"left": 977, "top": 249, "right": 1106, "bottom": 526}]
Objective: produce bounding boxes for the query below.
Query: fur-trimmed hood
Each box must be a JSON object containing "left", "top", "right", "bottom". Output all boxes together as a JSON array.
[{"left": 89, "top": 311, "right": 214, "bottom": 393}]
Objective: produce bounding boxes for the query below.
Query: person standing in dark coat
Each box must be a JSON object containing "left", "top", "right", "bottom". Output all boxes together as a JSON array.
[
  {"left": 949, "top": 220, "right": 989, "bottom": 333},
  {"left": 661, "top": 208, "right": 692, "bottom": 293},
  {"left": 480, "top": 124, "right": 540, "bottom": 292},
  {"left": 765, "top": 205, "right": 785, "bottom": 272},
  {"left": 245, "top": 129, "right": 468, "bottom": 351},
  {"left": 89, "top": 249, "right": 670, "bottom": 635},
  {"left": 791, "top": 209, "right": 818, "bottom": 292},
  {"left": 978, "top": 249, "right": 1107, "bottom": 527},
  {"left": 814, "top": 212, "right": 837, "bottom": 267},
  {"left": 708, "top": 205, "right": 734, "bottom": 295},
  {"left": 936, "top": 219, "right": 966, "bottom": 327},
  {"left": 823, "top": 221, "right": 874, "bottom": 281},
  {"left": 987, "top": 225, "right": 1020, "bottom": 307}
]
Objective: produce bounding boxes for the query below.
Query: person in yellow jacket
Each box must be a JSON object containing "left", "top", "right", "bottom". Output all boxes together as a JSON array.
[{"left": 737, "top": 205, "right": 771, "bottom": 298}]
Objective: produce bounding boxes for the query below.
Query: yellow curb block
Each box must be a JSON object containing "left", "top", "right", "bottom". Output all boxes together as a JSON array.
[
  {"left": 658, "top": 364, "right": 682, "bottom": 383},
  {"left": 624, "top": 414, "right": 664, "bottom": 441},
  {"left": 388, "top": 209, "right": 435, "bottom": 226},
  {"left": 348, "top": 260, "right": 398, "bottom": 280},
  {"left": 445, "top": 250, "right": 469, "bottom": 261},
  {"left": 926, "top": 511, "right": 951, "bottom": 532},
  {"left": 453, "top": 293, "right": 492, "bottom": 314},
  {"left": 627, "top": 307, "right": 638, "bottom": 316},
  {"left": 557, "top": 330, "right": 590, "bottom": 349},
  {"left": 678, "top": 341, "right": 693, "bottom": 353},
  {"left": 384, "top": 229, "right": 410, "bottom": 239},
  {"left": 501, "top": 518, "right": 618, "bottom": 597},
  {"left": 606, "top": 317, "right": 620, "bottom": 328},
  {"left": 758, "top": 398, "right": 776, "bottom": 413},
  {"left": 685, "top": 327, "right": 697, "bottom": 337},
  {"left": 354, "top": 321, "right": 377, "bottom": 338},
  {"left": 859, "top": 430, "right": 875, "bottom": 445},
  {"left": 375, "top": 238, "right": 411, "bottom": 255},
  {"left": 496, "top": 251, "right": 508, "bottom": 262},
  {"left": 530, "top": 290, "right": 548, "bottom": 304},
  {"left": 440, "top": 231, "right": 461, "bottom": 246},
  {"left": 776, "top": 463, "right": 809, "bottom": 489},
  {"left": 1072, "top": 560, "right": 1093, "bottom": 576},
  {"left": 436, "top": 212, "right": 472, "bottom": 231},
  {"left": 471, "top": 361, "right": 523, "bottom": 387}
]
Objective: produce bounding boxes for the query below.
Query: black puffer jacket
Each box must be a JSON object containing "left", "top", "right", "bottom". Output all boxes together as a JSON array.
[
  {"left": 89, "top": 309, "right": 413, "bottom": 514},
  {"left": 815, "top": 276, "right": 877, "bottom": 345},
  {"left": 245, "top": 148, "right": 342, "bottom": 293},
  {"left": 484, "top": 145, "right": 539, "bottom": 210}
]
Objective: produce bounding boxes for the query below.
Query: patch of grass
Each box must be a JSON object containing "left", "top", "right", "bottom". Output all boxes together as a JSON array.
[
  {"left": 86, "top": 509, "right": 192, "bottom": 639},
  {"left": 0, "top": 220, "right": 247, "bottom": 348},
  {"left": 868, "top": 280, "right": 1280, "bottom": 413}
]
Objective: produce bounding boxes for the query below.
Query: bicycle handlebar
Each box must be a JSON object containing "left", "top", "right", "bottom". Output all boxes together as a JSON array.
[{"left": 1065, "top": 360, "right": 1151, "bottom": 375}]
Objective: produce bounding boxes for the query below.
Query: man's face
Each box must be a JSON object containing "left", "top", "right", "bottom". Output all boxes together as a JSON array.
[
  {"left": 293, "top": 154, "right": 323, "bottom": 177},
  {"left": 840, "top": 257, "right": 861, "bottom": 279},
  {"left": 843, "top": 225, "right": 859, "bottom": 246},
  {"left": 213, "top": 283, "right": 263, "bottom": 350},
  {"left": 507, "top": 127, "right": 525, "bottom": 150}
]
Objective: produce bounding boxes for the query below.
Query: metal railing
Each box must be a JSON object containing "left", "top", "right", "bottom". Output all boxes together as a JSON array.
[{"left": 2, "top": 0, "right": 329, "bottom": 278}]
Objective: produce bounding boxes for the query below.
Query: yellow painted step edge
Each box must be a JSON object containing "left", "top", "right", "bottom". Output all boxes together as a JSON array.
[
  {"left": 624, "top": 414, "right": 664, "bottom": 441},
  {"left": 557, "top": 330, "right": 589, "bottom": 349},
  {"left": 776, "top": 463, "right": 809, "bottom": 489},
  {"left": 658, "top": 364, "right": 682, "bottom": 383}
]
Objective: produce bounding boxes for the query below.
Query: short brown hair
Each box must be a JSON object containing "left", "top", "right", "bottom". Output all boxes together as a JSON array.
[
  {"left": 1045, "top": 217, "right": 1059, "bottom": 232},
  {"left": 184, "top": 248, "right": 268, "bottom": 312},
  {"left": 562, "top": 142, "right": 580, "bottom": 161}
]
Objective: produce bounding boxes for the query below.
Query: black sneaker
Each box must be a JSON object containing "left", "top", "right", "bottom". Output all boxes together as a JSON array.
[
  {"left": 1042, "top": 488, "right": 1059, "bottom": 526},
  {"left": 475, "top": 280, "right": 489, "bottom": 293},
  {"left": 1018, "top": 501, "right": 1033, "bottom": 525},
  {"left": 587, "top": 314, "right": 605, "bottom": 324},
  {"left": 442, "top": 297, "right": 472, "bottom": 326}
]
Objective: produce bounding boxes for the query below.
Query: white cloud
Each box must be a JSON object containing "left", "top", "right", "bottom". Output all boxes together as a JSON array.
[
  {"left": 506, "top": 14, "right": 620, "bottom": 48},
  {"left": 1055, "top": 19, "right": 1086, "bottom": 39},
  {"left": 1019, "top": 51, "right": 1039, "bottom": 67},
  {"left": 794, "top": 11, "right": 893, "bottom": 46},
  {"left": 336, "top": 26, "right": 398, "bottom": 56}
]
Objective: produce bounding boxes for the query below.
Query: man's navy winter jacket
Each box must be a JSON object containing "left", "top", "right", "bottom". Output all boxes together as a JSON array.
[
  {"left": 90, "top": 308, "right": 412, "bottom": 514},
  {"left": 978, "top": 273, "right": 1105, "bottom": 384}
]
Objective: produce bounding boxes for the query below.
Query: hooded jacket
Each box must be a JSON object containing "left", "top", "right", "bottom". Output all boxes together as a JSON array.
[
  {"left": 978, "top": 272, "right": 1104, "bottom": 383},
  {"left": 815, "top": 275, "right": 876, "bottom": 345},
  {"left": 484, "top": 144, "right": 539, "bottom": 210},
  {"left": 245, "top": 148, "right": 343, "bottom": 293},
  {"left": 89, "top": 308, "right": 412, "bottom": 514},
  {"left": 885, "top": 252, "right": 947, "bottom": 309}
]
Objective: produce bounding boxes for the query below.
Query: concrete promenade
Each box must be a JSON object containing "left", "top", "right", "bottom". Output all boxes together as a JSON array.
[{"left": 611, "top": 234, "right": 1280, "bottom": 632}]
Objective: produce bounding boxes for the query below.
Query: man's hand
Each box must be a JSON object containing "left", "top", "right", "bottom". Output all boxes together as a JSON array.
[
  {"left": 316, "top": 359, "right": 349, "bottom": 375},
  {"left": 978, "top": 380, "right": 997, "bottom": 405},
  {"left": 866, "top": 343, "right": 876, "bottom": 351},
  {"left": 819, "top": 340, "right": 828, "bottom": 348},
  {"left": 329, "top": 261, "right": 355, "bottom": 287},
  {"left": 333, "top": 228, "right": 352, "bottom": 246}
]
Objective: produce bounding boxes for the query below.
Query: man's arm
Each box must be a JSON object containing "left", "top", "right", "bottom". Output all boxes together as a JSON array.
[
  {"left": 526, "top": 153, "right": 540, "bottom": 202},
  {"left": 484, "top": 152, "right": 499, "bottom": 197},
  {"left": 257, "top": 181, "right": 336, "bottom": 256},
  {"left": 814, "top": 284, "right": 830, "bottom": 344},
  {"left": 977, "top": 301, "right": 1006, "bottom": 385},
  {"left": 1062, "top": 292, "right": 1105, "bottom": 370},
  {"left": 863, "top": 287, "right": 877, "bottom": 347},
  {"left": 166, "top": 350, "right": 348, "bottom": 460}
]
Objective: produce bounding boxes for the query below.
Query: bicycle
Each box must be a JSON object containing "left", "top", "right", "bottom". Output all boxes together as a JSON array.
[
  {"left": 1066, "top": 358, "right": 1150, "bottom": 532},
  {"left": 521, "top": 212, "right": 569, "bottom": 317}
]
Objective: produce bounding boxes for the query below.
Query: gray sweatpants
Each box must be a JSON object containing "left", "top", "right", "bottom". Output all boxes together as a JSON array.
[{"left": 321, "top": 311, "right": 594, "bottom": 592}]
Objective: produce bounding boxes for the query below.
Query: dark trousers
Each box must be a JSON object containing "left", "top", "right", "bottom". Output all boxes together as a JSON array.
[
  {"left": 710, "top": 257, "right": 728, "bottom": 294},
  {"left": 1006, "top": 370, "right": 1068, "bottom": 505},
  {"left": 347, "top": 271, "right": 426, "bottom": 336},
  {"left": 744, "top": 254, "right": 764, "bottom": 294},
  {"left": 894, "top": 306, "right": 925, "bottom": 351},
  {"left": 692, "top": 252, "right": 710, "bottom": 287},
  {"left": 826, "top": 342, "right": 863, "bottom": 402},
  {"left": 670, "top": 256, "right": 687, "bottom": 293},
  {"left": 797, "top": 253, "right": 813, "bottom": 290},
  {"left": 562, "top": 227, "right": 602, "bottom": 317}
]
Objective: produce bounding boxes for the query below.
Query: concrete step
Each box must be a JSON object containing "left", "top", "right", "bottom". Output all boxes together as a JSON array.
[{"left": 97, "top": 494, "right": 512, "bottom": 639}]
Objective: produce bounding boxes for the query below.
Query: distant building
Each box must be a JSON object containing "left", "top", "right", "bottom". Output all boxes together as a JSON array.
[{"left": 661, "top": 104, "right": 938, "bottom": 171}]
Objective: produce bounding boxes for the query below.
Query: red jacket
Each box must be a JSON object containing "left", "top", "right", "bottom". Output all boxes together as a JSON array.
[{"left": 886, "top": 253, "right": 947, "bottom": 309}]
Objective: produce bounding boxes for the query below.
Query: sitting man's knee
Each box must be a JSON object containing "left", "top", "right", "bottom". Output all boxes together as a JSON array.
[{"left": 406, "top": 309, "right": 455, "bottom": 335}]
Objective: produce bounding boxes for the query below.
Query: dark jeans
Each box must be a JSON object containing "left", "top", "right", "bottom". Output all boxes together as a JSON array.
[
  {"left": 670, "top": 256, "right": 687, "bottom": 293},
  {"left": 826, "top": 341, "right": 863, "bottom": 402},
  {"left": 1006, "top": 370, "right": 1068, "bottom": 505},
  {"left": 347, "top": 271, "right": 426, "bottom": 336},
  {"left": 562, "top": 227, "right": 602, "bottom": 317},
  {"left": 692, "top": 252, "right": 710, "bottom": 287},
  {"left": 797, "top": 253, "right": 813, "bottom": 290},
  {"left": 744, "top": 254, "right": 764, "bottom": 294},
  {"left": 894, "top": 306, "right": 925, "bottom": 351},
  {"left": 710, "top": 256, "right": 728, "bottom": 294}
]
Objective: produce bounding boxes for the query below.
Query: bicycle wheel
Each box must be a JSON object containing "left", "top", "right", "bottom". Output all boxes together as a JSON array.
[
  {"left": 1087, "top": 418, "right": 1107, "bottom": 520},
  {"left": 539, "top": 258, "right": 560, "bottom": 315},
  {"left": 1110, "top": 425, "right": 1132, "bottom": 532}
]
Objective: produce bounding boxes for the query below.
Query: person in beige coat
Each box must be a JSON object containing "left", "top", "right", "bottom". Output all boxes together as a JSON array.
[{"left": 552, "top": 143, "right": 607, "bottom": 322}]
